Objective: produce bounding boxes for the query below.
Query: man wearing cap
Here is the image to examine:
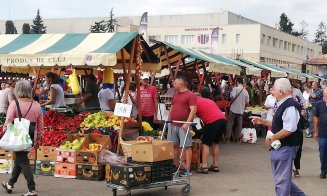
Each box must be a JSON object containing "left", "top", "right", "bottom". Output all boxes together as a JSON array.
[{"left": 140, "top": 75, "right": 159, "bottom": 129}]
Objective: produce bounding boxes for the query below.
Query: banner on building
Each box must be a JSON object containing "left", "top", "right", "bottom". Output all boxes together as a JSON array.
[
  {"left": 211, "top": 27, "right": 219, "bottom": 54},
  {"left": 139, "top": 12, "right": 148, "bottom": 43}
]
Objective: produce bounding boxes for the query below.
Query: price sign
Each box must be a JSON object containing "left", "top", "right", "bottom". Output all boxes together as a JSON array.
[{"left": 114, "top": 103, "right": 132, "bottom": 118}]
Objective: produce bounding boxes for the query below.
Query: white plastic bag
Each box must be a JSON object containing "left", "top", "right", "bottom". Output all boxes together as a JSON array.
[
  {"left": 0, "top": 118, "right": 32, "bottom": 151},
  {"left": 240, "top": 128, "right": 257, "bottom": 143}
]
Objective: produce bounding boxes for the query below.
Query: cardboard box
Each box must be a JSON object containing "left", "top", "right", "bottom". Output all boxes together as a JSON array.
[
  {"left": 54, "top": 162, "right": 77, "bottom": 178},
  {"left": 0, "top": 148, "right": 15, "bottom": 160},
  {"left": 0, "top": 159, "right": 14, "bottom": 174},
  {"left": 131, "top": 141, "right": 174, "bottom": 162},
  {"left": 191, "top": 139, "right": 202, "bottom": 170},
  {"left": 77, "top": 164, "right": 104, "bottom": 181},
  {"left": 35, "top": 160, "right": 55, "bottom": 176},
  {"left": 29, "top": 159, "right": 35, "bottom": 174},
  {"left": 28, "top": 148, "right": 36, "bottom": 160},
  {"left": 108, "top": 164, "right": 151, "bottom": 187},
  {"left": 37, "top": 146, "right": 56, "bottom": 161},
  {"left": 76, "top": 134, "right": 111, "bottom": 166},
  {"left": 56, "top": 134, "right": 86, "bottom": 164}
]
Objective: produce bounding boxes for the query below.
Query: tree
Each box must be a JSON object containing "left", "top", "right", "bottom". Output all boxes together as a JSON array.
[
  {"left": 31, "top": 9, "right": 47, "bottom": 34},
  {"left": 298, "top": 20, "right": 309, "bottom": 40},
  {"left": 323, "top": 42, "right": 327, "bottom": 54},
  {"left": 22, "top": 23, "right": 31, "bottom": 34},
  {"left": 314, "top": 22, "right": 327, "bottom": 45},
  {"left": 5, "top": 20, "right": 17, "bottom": 34},
  {"left": 90, "top": 8, "right": 118, "bottom": 33},
  {"left": 106, "top": 8, "right": 118, "bottom": 33},
  {"left": 278, "top": 13, "right": 294, "bottom": 34}
]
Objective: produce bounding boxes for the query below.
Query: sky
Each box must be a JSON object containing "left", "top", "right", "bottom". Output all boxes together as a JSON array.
[{"left": 0, "top": 0, "right": 326, "bottom": 41}]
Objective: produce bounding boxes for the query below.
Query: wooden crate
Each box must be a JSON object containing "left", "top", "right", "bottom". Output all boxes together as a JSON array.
[
  {"left": 0, "top": 148, "right": 15, "bottom": 160},
  {"left": 37, "top": 146, "right": 56, "bottom": 161},
  {"left": 54, "top": 162, "right": 77, "bottom": 179},
  {"left": 76, "top": 164, "right": 104, "bottom": 181}
]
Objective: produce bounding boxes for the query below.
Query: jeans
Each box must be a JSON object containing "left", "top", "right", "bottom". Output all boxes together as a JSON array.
[
  {"left": 318, "top": 138, "right": 327, "bottom": 173},
  {"left": 307, "top": 108, "right": 315, "bottom": 134},
  {"left": 294, "top": 133, "right": 303, "bottom": 170},
  {"left": 8, "top": 151, "right": 35, "bottom": 192},
  {"left": 271, "top": 146, "right": 305, "bottom": 196}
]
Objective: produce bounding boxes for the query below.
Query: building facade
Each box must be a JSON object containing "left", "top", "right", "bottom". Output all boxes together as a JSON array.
[{"left": 0, "top": 11, "right": 322, "bottom": 74}]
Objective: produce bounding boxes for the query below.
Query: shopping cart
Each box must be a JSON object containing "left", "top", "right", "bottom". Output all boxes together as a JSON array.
[{"left": 107, "top": 120, "right": 196, "bottom": 196}]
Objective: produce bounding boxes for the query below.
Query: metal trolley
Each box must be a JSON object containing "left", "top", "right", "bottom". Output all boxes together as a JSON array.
[{"left": 107, "top": 120, "right": 196, "bottom": 196}]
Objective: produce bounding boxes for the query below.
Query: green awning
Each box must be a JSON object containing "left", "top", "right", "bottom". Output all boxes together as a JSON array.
[{"left": 241, "top": 59, "right": 287, "bottom": 78}]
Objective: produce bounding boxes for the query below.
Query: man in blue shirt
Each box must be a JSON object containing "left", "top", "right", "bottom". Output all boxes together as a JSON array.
[
  {"left": 314, "top": 87, "right": 327, "bottom": 179},
  {"left": 307, "top": 82, "right": 323, "bottom": 137}
]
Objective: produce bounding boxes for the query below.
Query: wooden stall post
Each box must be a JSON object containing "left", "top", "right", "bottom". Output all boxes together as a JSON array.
[{"left": 32, "top": 67, "right": 42, "bottom": 98}]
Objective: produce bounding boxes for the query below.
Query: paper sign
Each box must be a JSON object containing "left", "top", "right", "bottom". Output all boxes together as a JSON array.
[{"left": 114, "top": 103, "right": 132, "bottom": 118}]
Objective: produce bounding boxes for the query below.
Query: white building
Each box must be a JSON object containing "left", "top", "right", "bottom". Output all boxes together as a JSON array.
[{"left": 0, "top": 11, "right": 322, "bottom": 74}]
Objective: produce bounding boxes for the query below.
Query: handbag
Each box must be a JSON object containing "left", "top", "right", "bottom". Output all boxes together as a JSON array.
[{"left": 0, "top": 100, "right": 34, "bottom": 151}]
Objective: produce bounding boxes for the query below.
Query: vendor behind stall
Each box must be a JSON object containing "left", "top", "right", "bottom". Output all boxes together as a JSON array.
[
  {"left": 77, "top": 74, "right": 100, "bottom": 109},
  {"left": 40, "top": 72, "right": 65, "bottom": 108},
  {"left": 98, "top": 83, "right": 115, "bottom": 111}
]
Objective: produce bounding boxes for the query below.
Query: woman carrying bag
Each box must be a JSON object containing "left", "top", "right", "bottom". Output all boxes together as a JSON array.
[{"left": 1, "top": 80, "right": 44, "bottom": 196}]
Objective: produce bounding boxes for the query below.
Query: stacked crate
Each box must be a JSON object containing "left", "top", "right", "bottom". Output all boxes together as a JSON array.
[
  {"left": 76, "top": 134, "right": 111, "bottom": 181},
  {"left": 54, "top": 134, "right": 85, "bottom": 179},
  {"left": 27, "top": 147, "right": 37, "bottom": 174},
  {"left": 0, "top": 148, "right": 14, "bottom": 174},
  {"left": 35, "top": 146, "right": 56, "bottom": 176},
  {"left": 191, "top": 139, "right": 202, "bottom": 170}
]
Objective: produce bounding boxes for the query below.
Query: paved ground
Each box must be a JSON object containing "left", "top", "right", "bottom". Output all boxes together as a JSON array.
[{"left": 1, "top": 137, "right": 327, "bottom": 196}]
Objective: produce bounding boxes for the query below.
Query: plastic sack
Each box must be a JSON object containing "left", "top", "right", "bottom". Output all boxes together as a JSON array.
[
  {"left": 99, "top": 149, "right": 127, "bottom": 165},
  {"left": 240, "top": 128, "right": 257, "bottom": 144},
  {"left": 0, "top": 118, "right": 32, "bottom": 151},
  {"left": 67, "top": 69, "right": 80, "bottom": 94},
  {"left": 266, "top": 131, "right": 281, "bottom": 150}
]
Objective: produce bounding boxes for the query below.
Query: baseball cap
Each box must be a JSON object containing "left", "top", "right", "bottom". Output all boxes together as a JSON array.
[{"left": 141, "top": 75, "right": 149, "bottom": 80}]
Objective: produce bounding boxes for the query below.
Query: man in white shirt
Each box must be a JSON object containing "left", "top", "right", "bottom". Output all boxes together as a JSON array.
[{"left": 98, "top": 84, "right": 115, "bottom": 111}]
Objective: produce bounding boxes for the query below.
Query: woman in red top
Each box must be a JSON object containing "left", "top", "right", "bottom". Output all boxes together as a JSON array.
[
  {"left": 2, "top": 80, "right": 44, "bottom": 196},
  {"left": 196, "top": 88, "right": 227, "bottom": 174}
]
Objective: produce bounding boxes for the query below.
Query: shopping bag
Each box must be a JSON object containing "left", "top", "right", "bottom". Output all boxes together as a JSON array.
[
  {"left": 240, "top": 128, "right": 257, "bottom": 144},
  {"left": 0, "top": 118, "right": 32, "bottom": 151}
]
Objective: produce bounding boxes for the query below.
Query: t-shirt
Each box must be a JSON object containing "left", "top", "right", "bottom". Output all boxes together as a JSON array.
[
  {"left": 85, "top": 82, "right": 100, "bottom": 108},
  {"left": 50, "top": 84, "right": 65, "bottom": 108},
  {"left": 170, "top": 90, "right": 197, "bottom": 126},
  {"left": 230, "top": 85, "right": 249, "bottom": 115},
  {"left": 196, "top": 97, "right": 226, "bottom": 124},
  {"left": 303, "top": 91, "right": 310, "bottom": 107},
  {"left": 264, "top": 94, "right": 276, "bottom": 121},
  {"left": 292, "top": 88, "right": 305, "bottom": 108},
  {"left": 309, "top": 88, "right": 323, "bottom": 107},
  {"left": 0, "top": 88, "right": 14, "bottom": 113},
  {"left": 98, "top": 88, "right": 115, "bottom": 111},
  {"left": 314, "top": 101, "right": 327, "bottom": 138},
  {"left": 140, "top": 85, "right": 158, "bottom": 117}
]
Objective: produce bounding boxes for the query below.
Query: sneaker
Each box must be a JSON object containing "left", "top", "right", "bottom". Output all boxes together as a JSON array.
[
  {"left": 179, "top": 170, "right": 192, "bottom": 177},
  {"left": 320, "top": 172, "right": 326, "bottom": 179},
  {"left": 22, "top": 191, "right": 37, "bottom": 196},
  {"left": 306, "top": 133, "right": 313, "bottom": 138},
  {"left": 293, "top": 170, "right": 300, "bottom": 177},
  {"left": 2, "top": 182, "right": 13, "bottom": 193}
]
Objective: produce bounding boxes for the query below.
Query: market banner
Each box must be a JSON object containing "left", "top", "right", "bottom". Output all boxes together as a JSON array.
[
  {"left": 211, "top": 27, "right": 219, "bottom": 54},
  {"left": 139, "top": 12, "right": 148, "bottom": 43}
]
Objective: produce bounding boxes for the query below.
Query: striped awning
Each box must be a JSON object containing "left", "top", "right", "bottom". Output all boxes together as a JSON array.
[
  {"left": 241, "top": 59, "right": 287, "bottom": 78},
  {"left": 0, "top": 32, "right": 160, "bottom": 72}
]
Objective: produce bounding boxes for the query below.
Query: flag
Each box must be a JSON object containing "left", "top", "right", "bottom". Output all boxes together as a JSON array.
[
  {"left": 198, "top": 34, "right": 209, "bottom": 44},
  {"left": 211, "top": 27, "right": 219, "bottom": 54},
  {"left": 139, "top": 12, "right": 148, "bottom": 43}
]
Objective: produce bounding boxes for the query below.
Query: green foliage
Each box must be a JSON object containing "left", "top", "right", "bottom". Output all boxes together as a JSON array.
[
  {"left": 5, "top": 20, "right": 17, "bottom": 34},
  {"left": 314, "top": 22, "right": 327, "bottom": 46},
  {"left": 90, "top": 8, "right": 118, "bottom": 33},
  {"left": 278, "top": 13, "right": 303, "bottom": 37},
  {"left": 22, "top": 23, "right": 30, "bottom": 34},
  {"left": 31, "top": 9, "right": 47, "bottom": 34}
]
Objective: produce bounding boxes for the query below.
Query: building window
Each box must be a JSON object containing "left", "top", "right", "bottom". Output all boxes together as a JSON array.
[
  {"left": 181, "top": 35, "right": 195, "bottom": 45},
  {"left": 236, "top": 34, "right": 240, "bottom": 44},
  {"left": 165, "top": 35, "right": 178, "bottom": 44},
  {"left": 267, "top": 36, "right": 271, "bottom": 46},
  {"left": 279, "top": 40, "right": 283, "bottom": 49},
  {"left": 261, "top": 34, "right": 265, "bottom": 44},
  {"left": 149, "top": 35, "right": 161, "bottom": 44},
  {"left": 301, "top": 46, "right": 304, "bottom": 54},
  {"left": 297, "top": 45, "right": 300, "bottom": 53},
  {"left": 288, "top": 43, "right": 291, "bottom": 51},
  {"left": 292, "top": 44, "right": 296, "bottom": 52},
  {"left": 284, "top": 41, "right": 287, "bottom": 50},
  {"left": 273, "top": 38, "right": 278, "bottom": 47},
  {"left": 222, "top": 34, "right": 226, "bottom": 44}
]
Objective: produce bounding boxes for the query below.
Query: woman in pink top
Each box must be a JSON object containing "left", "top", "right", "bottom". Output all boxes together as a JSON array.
[
  {"left": 2, "top": 80, "right": 44, "bottom": 196},
  {"left": 195, "top": 88, "right": 227, "bottom": 174}
]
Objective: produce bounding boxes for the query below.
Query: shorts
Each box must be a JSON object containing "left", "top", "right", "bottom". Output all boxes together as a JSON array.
[
  {"left": 202, "top": 119, "right": 227, "bottom": 146},
  {"left": 167, "top": 124, "right": 192, "bottom": 148}
]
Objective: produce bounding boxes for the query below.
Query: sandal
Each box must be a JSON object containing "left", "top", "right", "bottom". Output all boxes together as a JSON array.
[
  {"left": 208, "top": 166, "right": 220, "bottom": 172},
  {"left": 196, "top": 167, "right": 208, "bottom": 174}
]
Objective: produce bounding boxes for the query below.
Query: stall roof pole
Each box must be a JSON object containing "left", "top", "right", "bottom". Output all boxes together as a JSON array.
[
  {"left": 121, "top": 49, "right": 127, "bottom": 83},
  {"left": 173, "top": 54, "right": 183, "bottom": 79},
  {"left": 164, "top": 46, "right": 174, "bottom": 81}
]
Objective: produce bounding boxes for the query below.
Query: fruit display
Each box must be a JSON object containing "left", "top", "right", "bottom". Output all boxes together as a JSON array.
[
  {"left": 246, "top": 106, "right": 264, "bottom": 111},
  {"left": 44, "top": 111, "right": 88, "bottom": 132},
  {"left": 142, "top": 121, "right": 153, "bottom": 132},
  {"left": 40, "top": 130, "right": 67, "bottom": 147},
  {"left": 81, "top": 143, "right": 102, "bottom": 152},
  {"left": 80, "top": 112, "right": 110, "bottom": 128},
  {"left": 59, "top": 138, "right": 85, "bottom": 150}
]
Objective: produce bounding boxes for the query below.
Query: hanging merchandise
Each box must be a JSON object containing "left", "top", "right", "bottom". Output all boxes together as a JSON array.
[
  {"left": 67, "top": 69, "right": 81, "bottom": 94},
  {"left": 103, "top": 67, "right": 114, "bottom": 84}
]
